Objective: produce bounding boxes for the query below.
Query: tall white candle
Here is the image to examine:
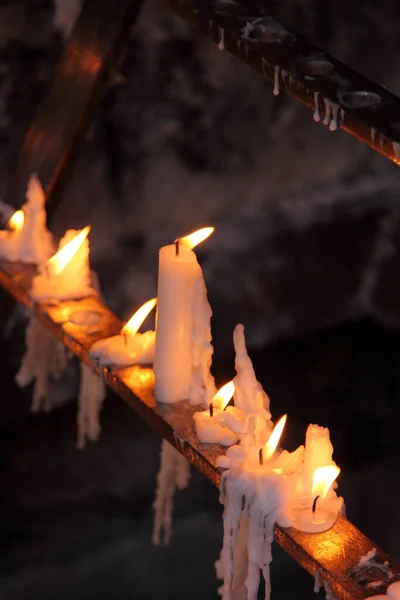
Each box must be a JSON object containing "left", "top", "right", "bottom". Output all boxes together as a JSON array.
[{"left": 154, "top": 228, "right": 216, "bottom": 405}]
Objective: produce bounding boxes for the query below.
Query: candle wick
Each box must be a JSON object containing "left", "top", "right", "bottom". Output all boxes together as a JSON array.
[
  {"left": 123, "top": 332, "right": 128, "bottom": 347},
  {"left": 312, "top": 495, "right": 320, "bottom": 513},
  {"left": 209, "top": 403, "right": 214, "bottom": 418},
  {"left": 259, "top": 448, "right": 264, "bottom": 466},
  {"left": 175, "top": 239, "right": 180, "bottom": 256}
]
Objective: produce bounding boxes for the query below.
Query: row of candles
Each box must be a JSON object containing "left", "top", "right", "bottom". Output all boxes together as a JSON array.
[{"left": 0, "top": 175, "right": 392, "bottom": 600}]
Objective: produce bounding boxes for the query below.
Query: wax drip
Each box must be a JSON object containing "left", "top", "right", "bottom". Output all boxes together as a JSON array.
[
  {"left": 273, "top": 66, "right": 280, "bottom": 96},
  {"left": 329, "top": 103, "right": 340, "bottom": 131},
  {"left": 218, "top": 27, "right": 225, "bottom": 50},
  {"left": 153, "top": 440, "right": 190, "bottom": 545},
  {"left": 371, "top": 128, "right": 377, "bottom": 143},
  {"left": 313, "top": 92, "right": 320, "bottom": 122}
]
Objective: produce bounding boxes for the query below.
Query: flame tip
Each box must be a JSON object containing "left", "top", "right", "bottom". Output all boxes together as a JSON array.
[{"left": 122, "top": 297, "right": 157, "bottom": 337}]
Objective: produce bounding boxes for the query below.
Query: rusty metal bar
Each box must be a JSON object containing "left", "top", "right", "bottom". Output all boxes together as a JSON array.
[
  {"left": 155, "top": 0, "right": 400, "bottom": 168},
  {"left": 1, "top": 259, "right": 398, "bottom": 599}
]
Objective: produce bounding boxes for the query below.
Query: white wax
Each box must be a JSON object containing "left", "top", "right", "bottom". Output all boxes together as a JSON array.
[
  {"left": 291, "top": 506, "right": 337, "bottom": 533},
  {"left": 194, "top": 410, "right": 239, "bottom": 446},
  {"left": 154, "top": 243, "right": 214, "bottom": 404},
  {"left": 31, "top": 229, "right": 95, "bottom": 301},
  {"left": 290, "top": 495, "right": 342, "bottom": 533},
  {"left": 89, "top": 331, "right": 155, "bottom": 367},
  {"left": 0, "top": 175, "right": 54, "bottom": 264},
  {"left": 388, "top": 582, "right": 400, "bottom": 600}
]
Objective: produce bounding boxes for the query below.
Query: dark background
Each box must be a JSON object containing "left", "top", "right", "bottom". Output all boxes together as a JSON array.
[{"left": 1, "top": 1, "right": 400, "bottom": 598}]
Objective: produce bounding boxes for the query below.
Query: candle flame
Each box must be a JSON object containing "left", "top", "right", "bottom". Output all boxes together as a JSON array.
[
  {"left": 8, "top": 210, "right": 24, "bottom": 232},
  {"left": 262, "top": 414, "right": 287, "bottom": 460},
  {"left": 47, "top": 226, "right": 90, "bottom": 276},
  {"left": 121, "top": 298, "right": 157, "bottom": 337},
  {"left": 179, "top": 227, "right": 214, "bottom": 250},
  {"left": 211, "top": 381, "right": 235, "bottom": 411},
  {"left": 312, "top": 465, "right": 341, "bottom": 500}
]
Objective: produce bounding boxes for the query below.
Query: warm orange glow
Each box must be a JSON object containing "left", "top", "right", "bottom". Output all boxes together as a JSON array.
[
  {"left": 179, "top": 227, "right": 214, "bottom": 250},
  {"left": 121, "top": 298, "right": 157, "bottom": 337},
  {"left": 8, "top": 210, "right": 24, "bottom": 232},
  {"left": 47, "top": 226, "right": 90, "bottom": 276},
  {"left": 312, "top": 465, "right": 341, "bottom": 500},
  {"left": 263, "top": 414, "right": 287, "bottom": 460},
  {"left": 211, "top": 381, "right": 235, "bottom": 411}
]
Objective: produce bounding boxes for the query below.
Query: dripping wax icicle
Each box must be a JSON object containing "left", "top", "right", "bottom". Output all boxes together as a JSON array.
[
  {"left": 313, "top": 92, "right": 320, "bottom": 123},
  {"left": 273, "top": 66, "right": 280, "bottom": 96}
]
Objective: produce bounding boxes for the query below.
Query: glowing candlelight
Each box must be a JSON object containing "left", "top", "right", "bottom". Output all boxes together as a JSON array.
[
  {"left": 194, "top": 381, "right": 238, "bottom": 446},
  {"left": 8, "top": 210, "right": 24, "bottom": 232},
  {"left": 46, "top": 226, "right": 90, "bottom": 276},
  {"left": 312, "top": 465, "right": 341, "bottom": 505}
]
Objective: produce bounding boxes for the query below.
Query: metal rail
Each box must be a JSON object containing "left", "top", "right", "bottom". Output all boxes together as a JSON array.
[
  {"left": 156, "top": 0, "right": 400, "bottom": 168},
  {"left": 1, "top": 258, "right": 398, "bottom": 599}
]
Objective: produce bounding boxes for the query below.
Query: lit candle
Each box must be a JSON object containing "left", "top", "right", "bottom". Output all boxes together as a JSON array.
[
  {"left": 89, "top": 298, "right": 157, "bottom": 367},
  {"left": 154, "top": 227, "right": 216, "bottom": 405},
  {"left": 290, "top": 465, "right": 341, "bottom": 533},
  {"left": 194, "top": 381, "right": 239, "bottom": 446},
  {"left": 0, "top": 174, "right": 54, "bottom": 264},
  {"left": 31, "top": 226, "right": 95, "bottom": 301}
]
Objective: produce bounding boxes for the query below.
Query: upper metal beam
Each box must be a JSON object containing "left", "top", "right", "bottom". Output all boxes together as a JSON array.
[{"left": 156, "top": 0, "right": 400, "bottom": 167}]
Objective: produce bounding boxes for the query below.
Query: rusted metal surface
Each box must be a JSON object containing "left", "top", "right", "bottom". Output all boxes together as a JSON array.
[
  {"left": 5, "top": 0, "right": 144, "bottom": 218},
  {"left": 1, "top": 259, "right": 399, "bottom": 599},
  {"left": 156, "top": 0, "right": 400, "bottom": 168}
]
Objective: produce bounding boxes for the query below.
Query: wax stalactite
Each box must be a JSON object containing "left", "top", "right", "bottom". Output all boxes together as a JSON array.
[
  {"left": 31, "top": 226, "right": 95, "bottom": 301},
  {"left": 89, "top": 298, "right": 157, "bottom": 367},
  {"left": 152, "top": 439, "right": 190, "bottom": 546},
  {"left": 0, "top": 174, "right": 54, "bottom": 264},
  {"left": 77, "top": 271, "right": 106, "bottom": 449},
  {"left": 154, "top": 226, "right": 216, "bottom": 406},
  {"left": 15, "top": 317, "right": 67, "bottom": 413},
  {"left": 194, "top": 381, "right": 239, "bottom": 446}
]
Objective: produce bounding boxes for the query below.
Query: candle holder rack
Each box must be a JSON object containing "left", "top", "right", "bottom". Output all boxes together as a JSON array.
[{"left": 2, "top": 1, "right": 400, "bottom": 599}]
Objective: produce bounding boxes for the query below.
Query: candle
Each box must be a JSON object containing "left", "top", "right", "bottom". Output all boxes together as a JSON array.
[
  {"left": 194, "top": 381, "right": 239, "bottom": 446},
  {"left": 290, "top": 465, "right": 341, "bottom": 533},
  {"left": 31, "top": 226, "right": 95, "bottom": 301},
  {"left": 15, "top": 316, "right": 67, "bottom": 412},
  {"left": 89, "top": 298, "right": 157, "bottom": 367},
  {"left": 388, "top": 583, "right": 400, "bottom": 599},
  {"left": 0, "top": 174, "right": 54, "bottom": 264},
  {"left": 154, "top": 227, "right": 216, "bottom": 405}
]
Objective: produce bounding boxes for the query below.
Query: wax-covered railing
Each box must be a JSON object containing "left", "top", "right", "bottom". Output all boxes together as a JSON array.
[
  {"left": 0, "top": 257, "right": 398, "bottom": 600},
  {"left": 156, "top": 0, "right": 400, "bottom": 168}
]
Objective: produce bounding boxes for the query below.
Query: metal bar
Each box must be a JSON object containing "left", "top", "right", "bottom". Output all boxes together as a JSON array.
[
  {"left": 5, "top": 0, "right": 145, "bottom": 218},
  {"left": 155, "top": 0, "right": 400, "bottom": 168},
  {"left": 1, "top": 259, "right": 398, "bottom": 599}
]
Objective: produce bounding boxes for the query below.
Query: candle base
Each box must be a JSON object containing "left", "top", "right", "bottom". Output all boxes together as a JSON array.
[{"left": 291, "top": 506, "right": 338, "bottom": 533}]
